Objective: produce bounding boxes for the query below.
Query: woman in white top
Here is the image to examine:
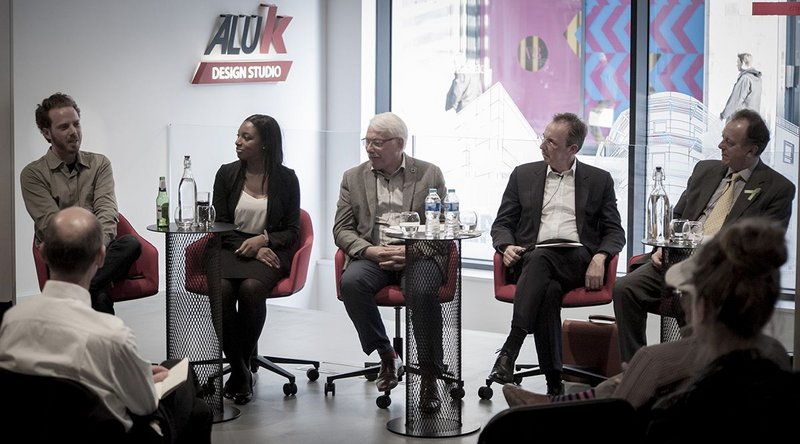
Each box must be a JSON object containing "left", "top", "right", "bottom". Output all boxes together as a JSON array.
[{"left": 211, "top": 114, "right": 300, "bottom": 405}]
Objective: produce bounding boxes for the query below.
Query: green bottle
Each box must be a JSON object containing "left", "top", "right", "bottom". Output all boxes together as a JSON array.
[{"left": 156, "top": 176, "right": 169, "bottom": 229}]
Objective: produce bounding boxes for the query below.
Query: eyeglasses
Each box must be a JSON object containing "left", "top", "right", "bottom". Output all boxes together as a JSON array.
[{"left": 361, "top": 137, "right": 397, "bottom": 148}]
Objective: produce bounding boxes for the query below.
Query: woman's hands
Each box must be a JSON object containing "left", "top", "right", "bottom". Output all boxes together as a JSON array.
[
  {"left": 234, "top": 234, "right": 280, "bottom": 268},
  {"left": 235, "top": 235, "right": 268, "bottom": 257},
  {"left": 255, "top": 247, "right": 281, "bottom": 268}
]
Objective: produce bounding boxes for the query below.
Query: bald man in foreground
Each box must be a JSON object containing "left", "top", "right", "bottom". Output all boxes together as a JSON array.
[{"left": 0, "top": 207, "right": 211, "bottom": 443}]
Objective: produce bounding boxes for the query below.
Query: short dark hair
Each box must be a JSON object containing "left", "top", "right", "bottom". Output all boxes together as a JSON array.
[
  {"left": 35, "top": 92, "right": 80, "bottom": 132},
  {"left": 552, "top": 112, "right": 588, "bottom": 150},
  {"left": 730, "top": 109, "right": 770, "bottom": 155},
  {"left": 244, "top": 114, "right": 284, "bottom": 174},
  {"left": 41, "top": 209, "right": 103, "bottom": 275}
]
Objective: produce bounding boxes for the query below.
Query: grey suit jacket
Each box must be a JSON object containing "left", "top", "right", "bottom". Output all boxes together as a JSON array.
[
  {"left": 491, "top": 160, "right": 625, "bottom": 258},
  {"left": 333, "top": 155, "right": 446, "bottom": 261},
  {"left": 673, "top": 159, "right": 795, "bottom": 230}
]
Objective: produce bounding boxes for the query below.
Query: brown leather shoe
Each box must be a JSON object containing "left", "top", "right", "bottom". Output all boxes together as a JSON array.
[
  {"left": 489, "top": 351, "right": 515, "bottom": 384},
  {"left": 376, "top": 356, "right": 403, "bottom": 391},
  {"left": 419, "top": 375, "right": 441, "bottom": 414},
  {"left": 502, "top": 384, "right": 551, "bottom": 407}
]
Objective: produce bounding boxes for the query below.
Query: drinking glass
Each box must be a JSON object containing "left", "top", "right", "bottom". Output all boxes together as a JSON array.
[
  {"left": 196, "top": 191, "right": 216, "bottom": 229},
  {"left": 398, "top": 211, "right": 421, "bottom": 237},
  {"left": 669, "top": 218, "right": 688, "bottom": 245},
  {"left": 459, "top": 210, "right": 478, "bottom": 233},
  {"left": 687, "top": 221, "right": 704, "bottom": 247}
]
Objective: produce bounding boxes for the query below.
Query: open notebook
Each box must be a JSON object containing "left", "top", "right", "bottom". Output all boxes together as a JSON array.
[{"left": 154, "top": 357, "right": 189, "bottom": 399}]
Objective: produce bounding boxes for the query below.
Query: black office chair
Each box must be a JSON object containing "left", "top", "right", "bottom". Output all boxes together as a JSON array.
[
  {"left": 0, "top": 368, "right": 163, "bottom": 444},
  {"left": 478, "top": 398, "right": 642, "bottom": 443}
]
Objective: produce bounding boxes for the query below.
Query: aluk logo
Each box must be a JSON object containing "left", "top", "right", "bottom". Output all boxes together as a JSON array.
[{"left": 191, "top": 4, "right": 293, "bottom": 85}]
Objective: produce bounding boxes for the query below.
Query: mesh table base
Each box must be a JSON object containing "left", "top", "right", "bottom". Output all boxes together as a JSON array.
[
  {"left": 659, "top": 245, "right": 696, "bottom": 343},
  {"left": 387, "top": 238, "right": 479, "bottom": 438},
  {"left": 165, "top": 231, "right": 232, "bottom": 422}
]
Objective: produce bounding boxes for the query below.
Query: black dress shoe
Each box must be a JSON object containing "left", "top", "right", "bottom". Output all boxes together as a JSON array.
[
  {"left": 419, "top": 375, "right": 441, "bottom": 414},
  {"left": 489, "top": 351, "right": 515, "bottom": 384},
  {"left": 376, "top": 356, "right": 403, "bottom": 391}
]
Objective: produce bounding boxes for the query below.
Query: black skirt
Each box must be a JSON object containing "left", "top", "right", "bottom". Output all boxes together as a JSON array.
[{"left": 215, "top": 231, "right": 292, "bottom": 287}]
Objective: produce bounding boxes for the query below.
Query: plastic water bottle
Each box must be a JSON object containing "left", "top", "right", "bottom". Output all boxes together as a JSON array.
[
  {"left": 443, "top": 188, "right": 460, "bottom": 237},
  {"left": 646, "top": 166, "right": 671, "bottom": 243},
  {"left": 424, "top": 188, "right": 441, "bottom": 238},
  {"left": 177, "top": 155, "right": 197, "bottom": 229},
  {"left": 156, "top": 176, "right": 169, "bottom": 229}
]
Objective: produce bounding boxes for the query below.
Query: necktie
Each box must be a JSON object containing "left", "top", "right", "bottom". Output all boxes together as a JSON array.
[{"left": 703, "top": 173, "right": 741, "bottom": 236}]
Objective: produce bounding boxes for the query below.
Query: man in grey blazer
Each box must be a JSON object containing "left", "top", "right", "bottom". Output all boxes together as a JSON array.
[
  {"left": 614, "top": 109, "right": 795, "bottom": 363},
  {"left": 333, "top": 112, "right": 447, "bottom": 411},
  {"left": 489, "top": 113, "right": 625, "bottom": 395}
]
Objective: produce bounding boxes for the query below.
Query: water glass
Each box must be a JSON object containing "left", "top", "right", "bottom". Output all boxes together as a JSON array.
[
  {"left": 196, "top": 192, "right": 216, "bottom": 229},
  {"left": 669, "top": 218, "right": 688, "bottom": 245},
  {"left": 459, "top": 210, "right": 478, "bottom": 233},
  {"left": 398, "top": 211, "right": 421, "bottom": 237},
  {"left": 687, "top": 221, "right": 704, "bottom": 247}
]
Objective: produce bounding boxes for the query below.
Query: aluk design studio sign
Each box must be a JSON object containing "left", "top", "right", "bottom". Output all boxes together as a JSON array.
[{"left": 192, "top": 4, "right": 293, "bottom": 85}]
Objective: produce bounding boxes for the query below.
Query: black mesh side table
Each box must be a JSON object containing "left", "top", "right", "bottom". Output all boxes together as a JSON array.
[
  {"left": 641, "top": 240, "right": 699, "bottom": 343},
  {"left": 148, "top": 223, "right": 240, "bottom": 423},
  {"left": 385, "top": 230, "right": 481, "bottom": 438}
]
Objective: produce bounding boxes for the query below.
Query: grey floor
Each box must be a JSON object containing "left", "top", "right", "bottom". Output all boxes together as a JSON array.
[{"left": 117, "top": 293, "right": 573, "bottom": 444}]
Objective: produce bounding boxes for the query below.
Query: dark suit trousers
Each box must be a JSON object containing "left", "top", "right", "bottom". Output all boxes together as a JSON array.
[
  {"left": 89, "top": 234, "right": 142, "bottom": 314},
  {"left": 511, "top": 246, "right": 590, "bottom": 374},
  {"left": 612, "top": 261, "right": 664, "bottom": 363}
]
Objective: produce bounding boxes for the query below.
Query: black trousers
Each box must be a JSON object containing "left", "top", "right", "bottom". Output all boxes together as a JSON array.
[
  {"left": 89, "top": 234, "right": 142, "bottom": 314},
  {"left": 509, "top": 246, "right": 590, "bottom": 374}
]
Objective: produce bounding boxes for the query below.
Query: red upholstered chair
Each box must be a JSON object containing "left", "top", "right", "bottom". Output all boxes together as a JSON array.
[
  {"left": 478, "top": 252, "right": 619, "bottom": 400},
  {"left": 32, "top": 213, "right": 159, "bottom": 303},
  {"left": 324, "top": 243, "right": 459, "bottom": 409},
  {"left": 183, "top": 209, "right": 319, "bottom": 395}
]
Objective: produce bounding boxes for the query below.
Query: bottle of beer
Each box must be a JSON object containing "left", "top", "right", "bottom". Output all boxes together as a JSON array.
[{"left": 156, "top": 176, "right": 169, "bottom": 229}]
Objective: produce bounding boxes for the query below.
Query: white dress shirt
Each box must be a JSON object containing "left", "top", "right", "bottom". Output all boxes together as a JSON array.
[
  {"left": 537, "top": 163, "right": 580, "bottom": 244},
  {"left": 0, "top": 280, "right": 158, "bottom": 431}
]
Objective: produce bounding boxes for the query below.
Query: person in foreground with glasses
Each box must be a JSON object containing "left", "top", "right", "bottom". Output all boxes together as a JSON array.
[
  {"left": 333, "top": 112, "right": 448, "bottom": 412},
  {"left": 645, "top": 217, "right": 798, "bottom": 442},
  {"left": 488, "top": 112, "right": 625, "bottom": 396},
  {"left": 503, "top": 219, "right": 790, "bottom": 413}
]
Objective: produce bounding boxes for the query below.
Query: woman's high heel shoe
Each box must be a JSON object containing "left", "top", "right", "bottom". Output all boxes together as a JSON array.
[
  {"left": 233, "top": 390, "right": 253, "bottom": 405},
  {"left": 232, "top": 373, "right": 254, "bottom": 405}
]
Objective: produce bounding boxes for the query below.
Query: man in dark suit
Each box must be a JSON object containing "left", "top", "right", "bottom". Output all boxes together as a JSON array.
[
  {"left": 333, "top": 112, "right": 447, "bottom": 411},
  {"left": 489, "top": 112, "right": 625, "bottom": 395},
  {"left": 614, "top": 108, "right": 795, "bottom": 363}
]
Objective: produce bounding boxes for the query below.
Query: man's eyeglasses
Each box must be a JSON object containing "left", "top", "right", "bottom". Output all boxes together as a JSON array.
[{"left": 361, "top": 137, "right": 397, "bottom": 148}]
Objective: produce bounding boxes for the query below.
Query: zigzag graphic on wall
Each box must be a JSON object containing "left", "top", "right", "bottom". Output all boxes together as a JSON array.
[{"left": 583, "top": 0, "right": 705, "bottom": 130}]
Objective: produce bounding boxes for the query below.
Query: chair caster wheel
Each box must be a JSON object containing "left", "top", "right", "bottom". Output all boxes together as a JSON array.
[
  {"left": 283, "top": 382, "right": 298, "bottom": 396},
  {"left": 324, "top": 382, "right": 335, "bottom": 396},
  {"left": 478, "top": 385, "right": 493, "bottom": 400},
  {"left": 376, "top": 394, "right": 392, "bottom": 409},
  {"left": 450, "top": 386, "right": 465, "bottom": 400},
  {"left": 307, "top": 368, "right": 319, "bottom": 381}
]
